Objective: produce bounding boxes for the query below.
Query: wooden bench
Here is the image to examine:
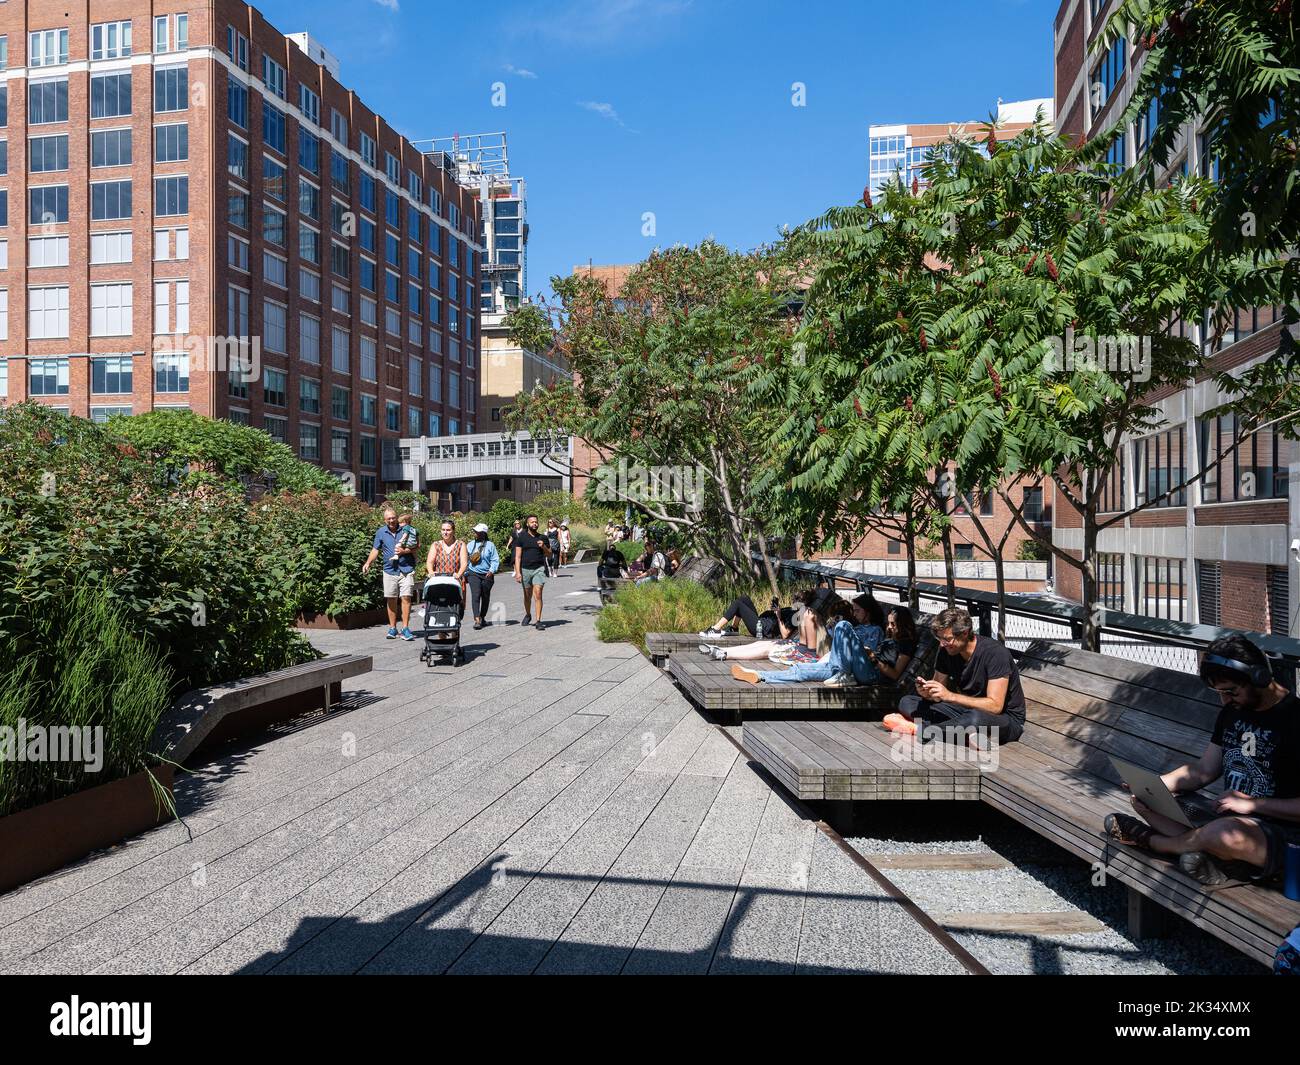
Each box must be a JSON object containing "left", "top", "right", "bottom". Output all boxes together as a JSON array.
[
  {"left": 645, "top": 631, "right": 754, "bottom": 667},
  {"left": 744, "top": 718, "right": 983, "bottom": 802},
  {"left": 668, "top": 624, "right": 937, "bottom": 723},
  {"left": 741, "top": 640, "right": 1300, "bottom": 968},
  {"left": 151, "top": 653, "right": 373, "bottom": 765}
]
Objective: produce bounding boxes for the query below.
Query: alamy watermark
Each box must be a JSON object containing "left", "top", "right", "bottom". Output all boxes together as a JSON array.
[
  {"left": 0, "top": 719, "right": 104, "bottom": 773},
  {"left": 593, "top": 459, "right": 707, "bottom": 512},
  {"left": 890, "top": 723, "right": 1002, "bottom": 773},
  {"left": 1043, "top": 327, "right": 1152, "bottom": 382}
]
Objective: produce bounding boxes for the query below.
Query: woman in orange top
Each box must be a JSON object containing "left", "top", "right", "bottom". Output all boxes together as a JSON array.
[{"left": 426, "top": 519, "right": 469, "bottom": 618}]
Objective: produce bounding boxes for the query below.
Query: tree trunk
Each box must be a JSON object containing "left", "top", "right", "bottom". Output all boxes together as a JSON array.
[
  {"left": 940, "top": 524, "right": 956, "bottom": 606},
  {"left": 753, "top": 525, "right": 781, "bottom": 599},
  {"left": 993, "top": 553, "right": 1007, "bottom": 642},
  {"left": 905, "top": 515, "right": 919, "bottom": 611},
  {"left": 1080, "top": 511, "right": 1101, "bottom": 653}
]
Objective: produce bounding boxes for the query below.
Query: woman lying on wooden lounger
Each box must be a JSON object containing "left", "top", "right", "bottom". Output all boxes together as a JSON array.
[
  {"left": 730, "top": 603, "right": 918, "bottom": 690},
  {"left": 697, "top": 591, "right": 835, "bottom": 665}
]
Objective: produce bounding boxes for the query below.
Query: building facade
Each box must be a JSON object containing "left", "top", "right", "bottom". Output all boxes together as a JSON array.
[
  {"left": 0, "top": 1, "right": 483, "bottom": 505},
  {"left": 867, "top": 98, "right": 1054, "bottom": 202},
  {"left": 1052, "top": 0, "right": 1297, "bottom": 637}
]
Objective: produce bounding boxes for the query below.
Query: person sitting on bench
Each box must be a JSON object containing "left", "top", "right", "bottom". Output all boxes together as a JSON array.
[
  {"left": 884, "top": 606, "right": 1024, "bottom": 745},
  {"left": 699, "top": 587, "right": 829, "bottom": 641},
  {"left": 700, "top": 590, "right": 828, "bottom": 664},
  {"left": 1103, "top": 635, "right": 1300, "bottom": 887},
  {"left": 864, "top": 607, "right": 921, "bottom": 684},
  {"left": 730, "top": 594, "right": 888, "bottom": 687}
]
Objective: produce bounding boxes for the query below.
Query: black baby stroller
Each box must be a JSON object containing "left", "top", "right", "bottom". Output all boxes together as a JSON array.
[{"left": 419, "top": 576, "right": 465, "bottom": 666}]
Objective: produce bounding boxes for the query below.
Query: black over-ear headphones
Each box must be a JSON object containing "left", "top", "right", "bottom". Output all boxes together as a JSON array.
[{"left": 1202, "top": 653, "right": 1272, "bottom": 689}]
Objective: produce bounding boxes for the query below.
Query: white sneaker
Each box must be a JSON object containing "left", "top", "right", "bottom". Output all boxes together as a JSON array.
[
  {"left": 697, "top": 643, "right": 714, "bottom": 655},
  {"left": 823, "top": 673, "right": 857, "bottom": 688},
  {"left": 710, "top": 647, "right": 728, "bottom": 661},
  {"left": 697, "top": 628, "right": 725, "bottom": 639}
]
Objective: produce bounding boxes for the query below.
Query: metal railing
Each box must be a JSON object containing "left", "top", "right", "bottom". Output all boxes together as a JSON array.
[{"left": 771, "top": 557, "right": 1300, "bottom": 687}]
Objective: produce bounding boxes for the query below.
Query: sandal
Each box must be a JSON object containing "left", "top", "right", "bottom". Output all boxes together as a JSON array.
[{"left": 1104, "top": 812, "right": 1157, "bottom": 850}]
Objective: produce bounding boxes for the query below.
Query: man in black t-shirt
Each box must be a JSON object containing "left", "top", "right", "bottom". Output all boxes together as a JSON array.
[
  {"left": 512, "top": 514, "right": 552, "bottom": 629},
  {"left": 1105, "top": 635, "right": 1300, "bottom": 886},
  {"left": 890, "top": 606, "right": 1025, "bottom": 746}
]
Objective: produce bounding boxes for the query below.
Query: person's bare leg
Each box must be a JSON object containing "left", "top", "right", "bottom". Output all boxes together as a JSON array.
[
  {"left": 534, "top": 588, "right": 544, "bottom": 624},
  {"left": 724, "top": 640, "right": 778, "bottom": 661},
  {"left": 1141, "top": 812, "right": 1268, "bottom": 866},
  {"left": 386, "top": 597, "right": 399, "bottom": 629},
  {"left": 523, "top": 585, "right": 533, "bottom": 619},
  {"left": 400, "top": 596, "right": 412, "bottom": 629}
]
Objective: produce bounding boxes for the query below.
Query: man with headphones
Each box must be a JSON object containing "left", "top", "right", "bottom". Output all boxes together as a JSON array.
[{"left": 1105, "top": 635, "right": 1300, "bottom": 886}]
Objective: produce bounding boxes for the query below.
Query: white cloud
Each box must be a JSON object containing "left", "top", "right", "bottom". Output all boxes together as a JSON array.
[
  {"left": 504, "top": 63, "right": 539, "bottom": 79},
  {"left": 371, "top": 0, "right": 399, "bottom": 10},
  {"left": 578, "top": 100, "right": 625, "bottom": 126}
]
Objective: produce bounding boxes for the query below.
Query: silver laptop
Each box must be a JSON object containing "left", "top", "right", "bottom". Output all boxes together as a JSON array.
[{"left": 1108, "top": 755, "right": 1195, "bottom": 829}]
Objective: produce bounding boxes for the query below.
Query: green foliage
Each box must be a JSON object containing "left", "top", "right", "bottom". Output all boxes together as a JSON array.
[
  {"left": 258, "top": 492, "right": 386, "bottom": 618},
  {"left": 1015, "top": 538, "right": 1050, "bottom": 562},
  {"left": 0, "top": 581, "right": 175, "bottom": 817},
  {"left": 594, "top": 579, "right": 724, "bottom": 652},
  {"left": 1101, "top": 0, "right": 1300, "bottom": 315},
  {"left": 509, "top": 241, "right": 800, "bottom": 586},
  {"left": 113, "top": 408, "right": 342, "bottom": 495},
  {"left": 0, "top": 404, "right": 317, "bottom": 692}
]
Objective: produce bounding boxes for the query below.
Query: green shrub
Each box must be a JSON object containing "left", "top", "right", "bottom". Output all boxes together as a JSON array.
[
  {"left": 0, "top": 582, "right": 175, "bottom": 817},
  {"left": 594, "top": 580, "right": 724, "bottom": 652},
  {"left": 112, "top": 408, "right": 341, "bottom": 495},
  {"left": 0, "top": 404, "right": 317, "bottom": 691}
]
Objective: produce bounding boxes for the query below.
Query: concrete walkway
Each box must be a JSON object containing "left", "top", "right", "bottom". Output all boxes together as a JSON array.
[{"left": 0, "top": 565, "right": 964, "bottom": 975}]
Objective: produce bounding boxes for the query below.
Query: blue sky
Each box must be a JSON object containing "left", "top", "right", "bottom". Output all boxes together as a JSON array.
[{"left": 260, "top": 0, "right": 1058, "bottom": 299}]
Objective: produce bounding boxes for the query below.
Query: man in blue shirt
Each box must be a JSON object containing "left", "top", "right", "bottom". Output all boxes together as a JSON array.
[
  {"left": 362, "top": 507, "right": 418, "bottom": 640},
  {"left": 465, "top": 522, "right": 501, "bottom": 630}
]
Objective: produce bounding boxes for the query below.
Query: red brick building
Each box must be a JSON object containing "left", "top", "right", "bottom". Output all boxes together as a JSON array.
[
  {"left": 0, "top": 1, "right": 482, "bottom": 503},
  {"left": 1051, "top": 0, "right": 1296, "bottom": 635}
]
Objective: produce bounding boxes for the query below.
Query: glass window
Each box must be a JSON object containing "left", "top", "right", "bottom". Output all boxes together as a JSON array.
[
  {"left": 263, "top": 103, "right": 287, "bottom": 154},
  {"left": 90, "top": 282, "right": 133, "bottom": 336},
  {"left": 1200, "top": 413, "right": 1292, "bottom": 503},
  {"left": 92, "top": 128, "right": 132, "bottom": 168},
  {"left": 29, "top": 29, "right": 70, "bottom": 67},
  {"left": 91, "top": 180, "right": 132, "bottom": 221},
  {"left": 28, "top": 79, "right": 69, "bottom": 125},
  {"left": 91, "top": 21, "right": 133, "bottom": 61},
  {"left": 29, "top": 134, "right": 68, "bottom": 172},
  {"left": 228, "top": 82, "right": 248, "bottom": 129},
  {"left": 28, "top": 356, "right": 70, "bottom": 395},
  {"left": 1136, "top": 556, "right": 1186, "bottom": 622},
  {"left": 153, "top": 352, "right": 189, "bottom": 393},
  {"left": 299, "top": 128, "right": 320, "bottom": 174},
  {"left": 154, "top": 67, "right": 188, "bottom": 113},
  {"left": 155, "top": 175, "right": 188, "bottom": 216},
  {"left": 155, "top": 123, "right": 188, "bottom": 162},
  {"left": 29, "top": 185, "right": 69, "bottom": 224},
  {"left": 90, "top": 72, "right": 132, "bottom": 119},
  {"left": 1133, "top": 426, "right": 1186, "bottom": 508}
]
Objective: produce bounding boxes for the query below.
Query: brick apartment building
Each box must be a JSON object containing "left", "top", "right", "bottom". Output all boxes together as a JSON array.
[
  {"left": 0, "top": 1, "right": 483, "bottom": 504},
  {"left": 1052, "top": 0, "right": 1297, "bottom": 636}
]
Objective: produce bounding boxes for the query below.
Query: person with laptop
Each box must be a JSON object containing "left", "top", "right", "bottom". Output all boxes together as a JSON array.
[{"left": 1104, "top": 635, "right": 1300, "bottom": 887}]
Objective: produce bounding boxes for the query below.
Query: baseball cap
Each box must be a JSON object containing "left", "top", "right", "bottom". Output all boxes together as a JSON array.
[{"left": 473, "top": 522, "right": 490, "bottom": 533}]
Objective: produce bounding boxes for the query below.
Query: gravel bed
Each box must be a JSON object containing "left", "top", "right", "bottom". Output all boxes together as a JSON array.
[{"left": 841, "top": 802, "right": 1267, "bottom": 976}]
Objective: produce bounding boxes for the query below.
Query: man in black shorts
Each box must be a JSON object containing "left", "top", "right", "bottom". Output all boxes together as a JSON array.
[
  {"left": 889, "top": 606, "right": 1025, "bottom": 746},
  {"left": 1105, "top": 635, "right": 1300, "bottom": 886}
]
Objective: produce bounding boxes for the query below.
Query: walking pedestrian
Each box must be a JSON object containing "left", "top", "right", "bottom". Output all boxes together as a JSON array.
[
  {"left": 558, "top": 521, "right": 572, "bottom": 568},
  {"left": 426, "top": 519, "right": 468, "bottom": 619},
  {"left": 545, "top": 519, "right": 561, "bottom": 576},
  {"left": 513, "top": 514, "right": 552, "bottom": 629},
  {"left": 465, "top": 522, "right": 500, "bottom": 630},
  {"left": 362, "top": 507, "right": 418, "bottom": 641}
]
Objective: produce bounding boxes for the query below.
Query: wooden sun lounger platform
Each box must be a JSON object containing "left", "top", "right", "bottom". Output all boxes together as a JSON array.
[
  {"left": 743, "top": 718, "right": 983, "bottom": 802},
  {"left": 645, "top": 631, "right": 754, "bottom": 666},
  {"left": 667, "top": 656, "right": 911, "bottom": 718},
  {"left": 741, "top": 640, "right": 1300, "bottom": 969}
]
